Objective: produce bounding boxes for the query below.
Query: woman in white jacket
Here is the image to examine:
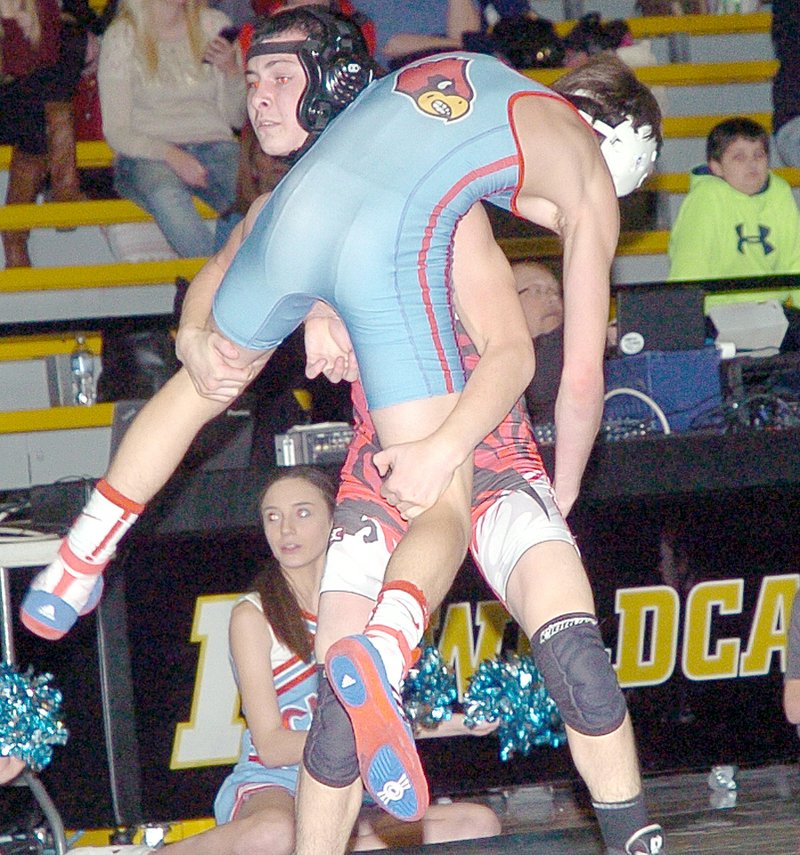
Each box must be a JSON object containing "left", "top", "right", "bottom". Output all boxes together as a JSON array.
[{"left": 98, "top": 0, "right": 246, "bottom": 257}]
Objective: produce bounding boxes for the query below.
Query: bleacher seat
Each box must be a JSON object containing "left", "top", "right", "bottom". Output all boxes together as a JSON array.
[{"left": 0, "top": 8, "right": 784, "bottom": 316}]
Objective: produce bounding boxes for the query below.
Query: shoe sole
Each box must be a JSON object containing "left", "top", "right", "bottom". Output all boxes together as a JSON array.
[
  {"left": 19, "top": 595, "right": 72, "bottom": 640},
  {"left": 326, "top": 635, "right": 429, "bottom": 822},
  {"left": 20, "top": 575, "right": 104, "bottom": 641}
]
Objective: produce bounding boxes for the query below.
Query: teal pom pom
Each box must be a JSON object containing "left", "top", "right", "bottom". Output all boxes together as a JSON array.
[
  {"left": 401, "top": 645, "right": 457, "bottom": 730},
  {"left": 0, "top": 663, "right": 69, "bottom": 771},
  {"left": 462, "top": 653, "right": 565, "bottom": 761}
]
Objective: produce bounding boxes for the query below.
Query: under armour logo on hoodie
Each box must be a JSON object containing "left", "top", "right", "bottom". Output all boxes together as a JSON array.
[{"left": 736, "top": 224, "right": 774, "bottom": 255}]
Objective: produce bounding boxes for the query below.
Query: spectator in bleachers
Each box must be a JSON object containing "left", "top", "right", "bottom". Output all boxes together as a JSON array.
[
  {"left": 668, "top": 117, "right": 800, "bottom": 312},
  {"left": 561, "top": 13, "right": 666, "bottom": 118},
  {"left": 784, "top": 588, "right": 800, "bottom": 740},
  {"left": 38, "top": 0, "right": 111, "bottom": 203},
  {"left": 771, "top": 0, "right": 800, "bottom": 169},
  {"left": 0, "top": 0, "right": 61, "bottom": 267},
  {"left": 354, "top": 0, "right": 480, "bottom": 70},
  {"left": 515, "top": 260, "right": 565, "bottom": 427},
  {"left": 563, "top": 13, "right": 655, "bottom": 70},
  {"left": 209, "top": 0, "right": 255, "bottom": 30},
  {"left": 515, "top": 259, "right": 563, "bottom": 340},
  {"left": 97, "top": 0, "right": 246, "bottom": 258},
  {"left": 783, "top": 591, "right": 800, "bottom": 735},
  {"left": 42, "top": 0, "right": 104, "bottom": 204}
]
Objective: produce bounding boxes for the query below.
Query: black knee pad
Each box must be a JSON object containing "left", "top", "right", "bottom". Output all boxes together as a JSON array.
[
  {"left": 531, "top": 612, "right": 627, "bottom": 737},
  {"left": 303, "top": 665, "right": 359, "bottom": 787}
]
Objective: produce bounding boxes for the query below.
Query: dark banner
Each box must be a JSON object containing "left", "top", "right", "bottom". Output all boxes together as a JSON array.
[{"left": 8, "top": 472, "right": 800, "bottom": 828}]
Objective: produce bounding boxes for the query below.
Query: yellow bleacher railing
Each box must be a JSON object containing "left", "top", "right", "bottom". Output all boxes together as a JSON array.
[
  {"left": 1, "top": 114, "right": 795, "bottom": 233},
  {"left": 3, "top": 160, "right": 795, "bottom": 237},
  {"left": 647, "top": 165, "right": 800, "bottom": 193},
  {"left": 526, "top": 57, "right": 778, "bottom": 88},
  {"left": 0, "top": 403, "right": 115, "bottom": 434},
  {"left": 663, "top": 111, "right": 772, "bottom": 136},
  {"left": 0, "top": 140, "right": 113, "bottom": 172},
  {"left": 554, "top": 10, "right": 772, "bottom": 40},
  {"left": 0, "top": 238, "right": 572, "bottom": 296},
  {"left": 0, "top": 197, "right": 216, "bottom": 231},
  {"left": 0, "top": 332, "right": 103, "bottom": 360},
  {"left": 500, "top": 229, "right": 670, "bottom": 261},
  {"left": 0, "top": 221, "right": 757, "bottom": 288},
  {"left": 0, "top": 105, "right": 781, "bottom": 174},
  {"left": 0, "top": 258, "right": 204, "bottom": 292}
]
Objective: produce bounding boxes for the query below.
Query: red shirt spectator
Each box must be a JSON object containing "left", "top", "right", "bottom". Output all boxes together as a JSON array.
[{"left": 1, "top": 0, "right": 61, "bottom": 78}]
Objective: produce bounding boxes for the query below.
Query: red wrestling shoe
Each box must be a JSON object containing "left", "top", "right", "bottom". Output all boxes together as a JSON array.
[{"left": 325, "top": 634, "right": 429, "bottom": 822}]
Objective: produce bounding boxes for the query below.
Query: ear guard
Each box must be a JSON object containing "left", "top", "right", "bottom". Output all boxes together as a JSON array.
[
  {"left": 579, "top": 111, "right": 659, "bottom": 197},
  {"left": 246, "top": 8, "right": 375, "bottom": 134}
]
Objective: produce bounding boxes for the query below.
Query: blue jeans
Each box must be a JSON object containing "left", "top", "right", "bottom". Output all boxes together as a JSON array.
[
  {"left": 115, "top": 140, "right": 239, "bottom": 258},
  {"left": 775, "top": 117, "right": 800, "bottom": 169},
  {"left": 213, "top": 209, "right": 244, "bottom": 254}
]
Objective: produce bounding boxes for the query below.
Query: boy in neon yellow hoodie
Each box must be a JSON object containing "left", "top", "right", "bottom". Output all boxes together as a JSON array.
[{"left": 668, "top": 117, "right": 800, "bottom": 310}]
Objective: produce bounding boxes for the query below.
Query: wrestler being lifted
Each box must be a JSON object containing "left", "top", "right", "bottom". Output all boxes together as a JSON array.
[{"left": 22, "top": 7, "right": 662, "bottom": 853}]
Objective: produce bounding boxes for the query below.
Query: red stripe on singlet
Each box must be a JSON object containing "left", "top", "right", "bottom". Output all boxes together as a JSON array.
[{"left": 417, "top": 156, "right": 517, "bottom": 391}]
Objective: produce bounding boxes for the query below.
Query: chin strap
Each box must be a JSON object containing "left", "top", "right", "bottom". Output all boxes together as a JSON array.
[{"left": 274, "top": 131, "right": 320, "bottom": 167}]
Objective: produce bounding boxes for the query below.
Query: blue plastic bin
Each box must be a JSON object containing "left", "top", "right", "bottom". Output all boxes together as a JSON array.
[{"left": 603, "top": 347, "right": 723, "bottom": 433}]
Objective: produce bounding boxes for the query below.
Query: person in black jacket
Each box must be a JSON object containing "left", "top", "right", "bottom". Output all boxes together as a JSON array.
[
  {"left": 772, "top": 0, "right": 800, "bottom": 168},
  {"left": 40, "top": 0, "right": 105, "bottom": 202}
]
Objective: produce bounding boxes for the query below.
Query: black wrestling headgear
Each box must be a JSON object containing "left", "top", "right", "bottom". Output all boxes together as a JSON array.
[{"left": 247, "top": 6, "right": 376, "bottom": 133}]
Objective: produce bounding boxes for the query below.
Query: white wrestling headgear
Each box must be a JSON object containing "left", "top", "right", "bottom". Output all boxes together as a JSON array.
[{"left": 578, "top": 111, "right": 659, "bottom": 197}]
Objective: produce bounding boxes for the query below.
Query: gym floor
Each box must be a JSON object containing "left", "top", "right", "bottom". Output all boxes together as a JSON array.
[{"left": 388, "top": 762, "right": 800, "bottom": 854}]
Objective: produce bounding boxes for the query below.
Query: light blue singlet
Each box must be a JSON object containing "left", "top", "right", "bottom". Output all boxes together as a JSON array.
[{"left": 213, "top": 52, "right": 554, "bottom": 410}]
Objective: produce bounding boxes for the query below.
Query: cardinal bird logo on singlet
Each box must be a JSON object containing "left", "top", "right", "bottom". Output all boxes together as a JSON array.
[{"left": 393, "top": 56, "right": 475, "bottom": 122}]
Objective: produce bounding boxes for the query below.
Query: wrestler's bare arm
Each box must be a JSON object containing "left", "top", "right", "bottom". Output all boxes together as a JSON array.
[
  {"left": 511, "top": 96, "right": 619, "bottom": 515},
  {"left": 785, "top": 678, "right": 800, "bottom": 724},
  {"left": 177, "top": 194, "right": 354, "bottom": 397},
  {"left": 175, "top": 194, "right": 280, "bottom": 401},
  {"left": 303, "top": 301, "right": 359, "bottom": 384},
  {"left": 424, "top": 203, "right": 534, "bottom": 457},
  {"left": 304, "top": 204, "right": 534, "bottom": 517},
  {"left": 372, "top": 204, "right": 534, "bottom": 516}
]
